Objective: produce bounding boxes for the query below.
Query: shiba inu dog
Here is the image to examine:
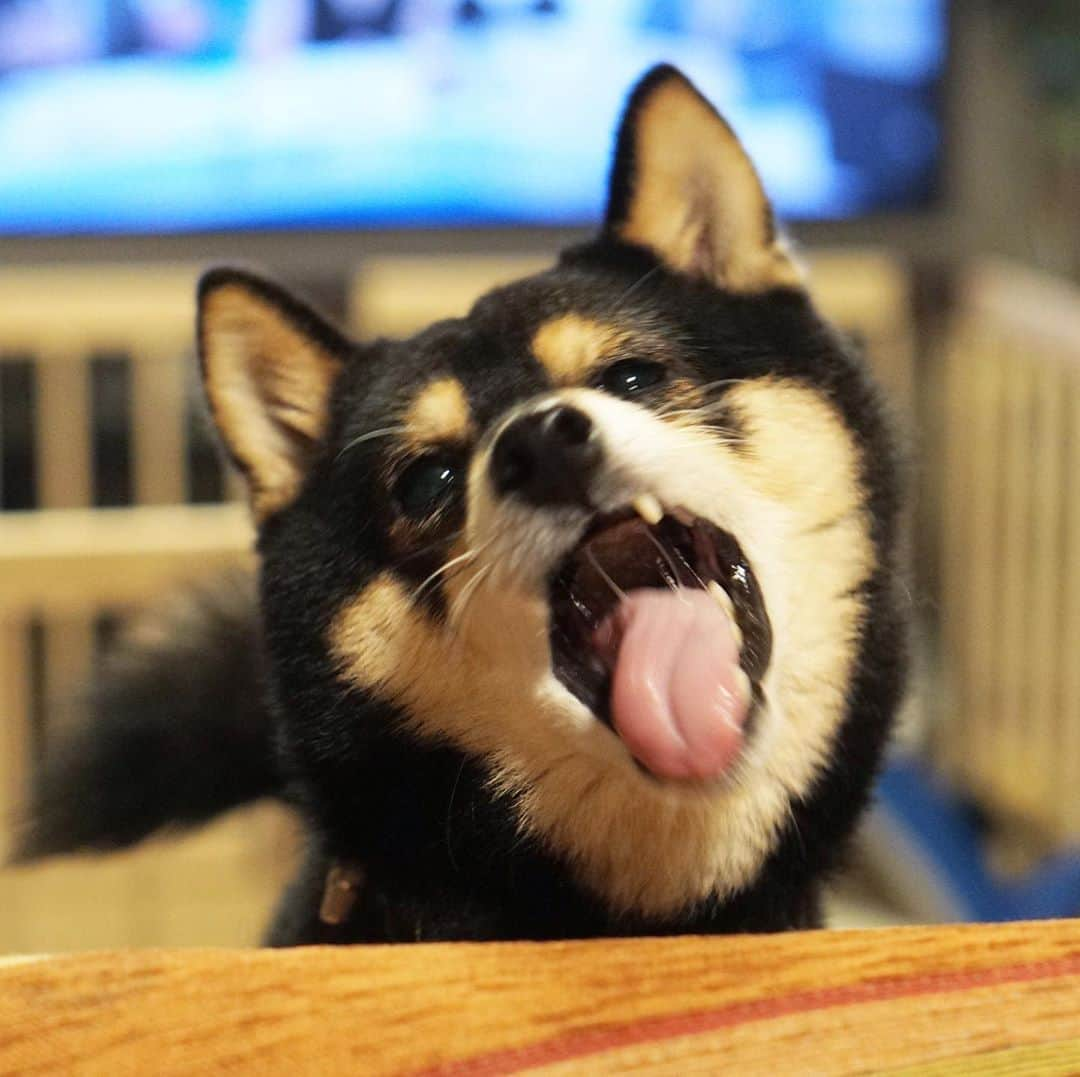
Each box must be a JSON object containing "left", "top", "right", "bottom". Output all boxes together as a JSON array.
[{"left": 14, "top": 65, "right": 908, "bottom": 943}]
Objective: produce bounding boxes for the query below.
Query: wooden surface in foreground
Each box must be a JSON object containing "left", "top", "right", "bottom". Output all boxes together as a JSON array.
[{"left": 1, "top": 919, "right": 1078, "bottom": 1076}]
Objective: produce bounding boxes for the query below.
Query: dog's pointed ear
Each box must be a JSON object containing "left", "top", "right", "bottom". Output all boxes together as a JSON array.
[
  {"left": 604, "top": 64, "right": 803, "bottom": 293},
  {"left": 197, "top": 269, "right": 347, "bottom": 521}
]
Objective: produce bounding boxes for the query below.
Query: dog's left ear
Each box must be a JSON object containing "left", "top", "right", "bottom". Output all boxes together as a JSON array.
[{"left": 605, "top": 64, "right": 803, "bottom": 293}]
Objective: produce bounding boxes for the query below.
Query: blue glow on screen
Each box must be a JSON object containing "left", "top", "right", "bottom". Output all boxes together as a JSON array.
[{"left": 0, "top": 1, "right": 946, "bottom": 235}]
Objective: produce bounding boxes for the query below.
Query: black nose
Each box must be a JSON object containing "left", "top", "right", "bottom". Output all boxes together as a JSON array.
[{"left": 490, "top": 405, "right": 601, "bottom": 507}]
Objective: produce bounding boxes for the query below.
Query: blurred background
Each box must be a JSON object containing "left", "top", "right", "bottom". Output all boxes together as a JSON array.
[{"left": 1, "top": 0, "right": 1079, "bottom": 951}]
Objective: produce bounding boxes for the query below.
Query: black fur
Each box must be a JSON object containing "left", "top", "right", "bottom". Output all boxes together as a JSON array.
[{"left": 12, "top": 65, "right": 908, "bottom": 945}]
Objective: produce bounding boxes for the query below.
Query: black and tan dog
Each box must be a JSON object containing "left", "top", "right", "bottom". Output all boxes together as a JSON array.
[{"left": 14, "top": 65, "right": 908, "bottom": 944}]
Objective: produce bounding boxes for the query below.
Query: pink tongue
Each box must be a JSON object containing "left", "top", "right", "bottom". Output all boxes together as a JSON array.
[{"left": 595, "top": 588, "right": 748, "bottom": 781}]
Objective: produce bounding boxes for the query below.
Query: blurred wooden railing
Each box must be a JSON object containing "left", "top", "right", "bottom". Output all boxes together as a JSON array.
[
  {"left": 0, "top": 253, "right": 914, "bottom": 953},
  {"left": 0, "top": 266, "right": 270, "bottom": 953},
  {"left": 939, "top": 260, "right": 1080, "bottom": 840},
  {"left": 0, "top": 264, "right": 242, "bottom": 825},
  {"left": 351, "top": 250, "right": 917, "bottom": 412},
  {"left": 2, "top": 920, "right": 1079, "bottom": 1074}
]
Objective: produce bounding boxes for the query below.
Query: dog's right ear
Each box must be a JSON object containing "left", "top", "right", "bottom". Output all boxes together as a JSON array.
[{"left": 197, "top": 269, "right": 348, "bottom": 522}]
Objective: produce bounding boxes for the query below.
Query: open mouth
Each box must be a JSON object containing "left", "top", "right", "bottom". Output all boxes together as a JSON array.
[{"left": 549, "top": 500, "right": 772, "bottom": 781}]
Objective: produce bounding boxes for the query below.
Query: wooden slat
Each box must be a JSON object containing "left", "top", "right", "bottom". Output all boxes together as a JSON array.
[
  {"left": 0, "top": 622, "right": 30, "bottom": 864},
  {"left": 0, "top": 621, "right": 30, "bottom": 951},
  {"left": 994, "top": 344, "right": 1035, "bottom": 815},
  {"left": 963, "top": 259, "right": 1080, "bottom": 349},
  {"left": 808, "top": 249, "right": 914, "bottom": 414},
  {"left": 33, "top": 350, "right": 91, "bottom": 508},
  {"left": 1028, "top": 358, "right": 1067, "bottom": 825},
  {"left": 936, "top": 260, "right": 1080, "bottom": 839},
  {"left": 32, "top": 351, "right": 93, "bottom": 739},
  {"left": 808, "top": 250, "right": 911, "bottom": 329},
  {"left": 350, "top": 254, "right": 557, "bottom": 338},
  {"left": 33, "top": 349, "right": 96, "bottom": 752},
  {"left": 0, "top": 505, "right": 252, "bottom": 616},
  {"left": 1063, "top": 382, "right": 1080, "bottom": 834},
  {"left": 0, "top": 266, "right": 198, "bottom": 354},
  {"left": 0, "top": 921, "right": 1077, "bottom": 1075},
  {"left": 938, "top": 321, "right": 975, "bottom": 779},
  {"left": 132, "top": 349, "right": 189, "bottom": 506},
  {"left": 961, "top": 326, "right": 1006, "bottom": 799}
]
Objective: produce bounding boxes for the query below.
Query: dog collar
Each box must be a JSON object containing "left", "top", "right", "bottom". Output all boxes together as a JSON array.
[{"left": 319, "top": 861, "right": 365, "bottom": 926}]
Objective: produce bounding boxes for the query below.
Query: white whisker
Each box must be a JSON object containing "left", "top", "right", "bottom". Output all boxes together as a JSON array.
[
  {"left": 410, "top": 546, "right": 480, "bottom": 604},
  {"left": 410, "top": 533, "right": 500, "bottom": 603},
  {"left": 642, "top": 527, "right": 701, "bottom": 600},
  {"left": 335, "top": 425, "right": 405, "bottom": 461},
  {"left": 652, "top": 408, "right": 739, "bottom": 447},
  {"left": 612, "top": 264, "right": 662, "bottom": 311},
  {"left": 449, "top": 562, "right": 494, "bottom": 636},
  {"left": 696, "top": 377, "right": 742, "bottom": 396},
  {"left": 585, "top": 548, "right": 627, "bottom": 605}
]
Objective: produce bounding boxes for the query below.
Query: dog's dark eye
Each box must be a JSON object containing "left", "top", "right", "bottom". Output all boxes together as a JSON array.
[
  {"left": 394, "top": 453, "right": 461, "bottom": 520},
  {"left": 600, "top": 359, "right": 667, "bottom": 397}
]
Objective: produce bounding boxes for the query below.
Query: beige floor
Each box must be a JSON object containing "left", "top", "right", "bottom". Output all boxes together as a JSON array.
[{"left": 0, "top": 803, "right": 296, "bottom": 954}]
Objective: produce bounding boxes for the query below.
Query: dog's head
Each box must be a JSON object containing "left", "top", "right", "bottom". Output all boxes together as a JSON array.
[{"left": 197, "top": 66, "right": 906, "bottom": 920}]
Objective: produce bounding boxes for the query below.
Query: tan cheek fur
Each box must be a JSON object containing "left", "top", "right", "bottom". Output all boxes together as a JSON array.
[
  {"left": 330, "top": 379, "right": 874, "bottom": 918},
  {"left": 722, "top": 380, "right": 874, "bottom": 815}
]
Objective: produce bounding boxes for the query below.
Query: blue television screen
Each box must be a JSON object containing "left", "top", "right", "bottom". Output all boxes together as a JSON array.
[{"left": 0, "top": 1, "right": 946, "bottom": 235}]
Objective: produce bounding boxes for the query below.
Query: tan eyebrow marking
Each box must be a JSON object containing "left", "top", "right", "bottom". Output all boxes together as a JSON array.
[
  {"left": 531, "top": 314, "right": 632, "bottom": 385},
  {"left": 404, "top": 377, "right": 472, "bottom": 444}
]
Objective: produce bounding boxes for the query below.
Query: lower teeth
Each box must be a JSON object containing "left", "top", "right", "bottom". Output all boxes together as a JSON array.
[
  {"left": 707, "top": 580, "right": 734, "bottom": 618},
  {"left": 707, "top": 580, "right": 743, "bottom": 648}
]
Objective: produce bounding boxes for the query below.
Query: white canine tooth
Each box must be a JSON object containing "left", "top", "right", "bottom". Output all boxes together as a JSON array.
[
  {"left": 707, "top": 581, "right": 742, "bottom": 648},
  {"left": 733, "top": 668, "right": 752, "bottom": 706},
  {"left": 632, "top": 493, "right": 663, "bottom": 526},
  {"left": 707, "top": 581, "right": 735, "bottom": 620}
]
